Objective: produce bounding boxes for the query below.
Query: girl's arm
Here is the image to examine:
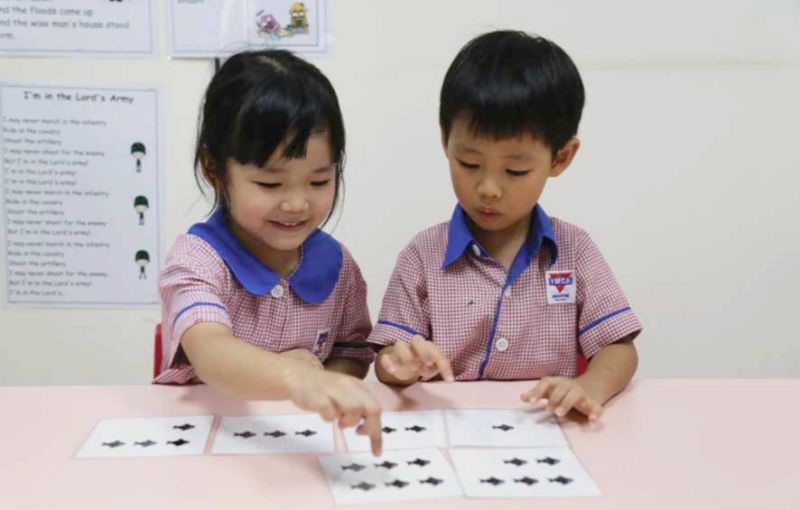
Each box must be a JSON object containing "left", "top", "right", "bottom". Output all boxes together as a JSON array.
[
  {"left": 181, "top": 321, "right": 384, "bottom": 455},
  {"left": 181, "top": 321, "right": 303, "bottom": 400}
]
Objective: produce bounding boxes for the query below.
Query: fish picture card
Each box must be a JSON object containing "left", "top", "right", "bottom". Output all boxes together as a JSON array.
[
  {"left": 342, "top": 410, "right": 448, "bottom": 452},
  {"left": 444, "top": 409, "right": 568, "bottom": 448},
  {"left": 211, "top": 414, "right": 335, "bottom": 455},
  {"left": 448, "top": 447, "right": 601, "bottom": 498},
  {"left": 75, "top": 415, "right": 213, "bottom": 459},
  {"left": 319, "top": 448, "right": 461, "bottom": 505}
]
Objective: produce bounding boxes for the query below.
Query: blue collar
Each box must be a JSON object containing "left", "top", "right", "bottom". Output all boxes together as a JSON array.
[
  {"left": 442, "top": 204, "right": 558, "bottom": 283},
  {"left": 188, "top": 209, "right": 342, "bottom": 304}
]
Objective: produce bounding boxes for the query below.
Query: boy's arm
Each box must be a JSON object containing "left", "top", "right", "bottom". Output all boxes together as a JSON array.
[
  {"left": 375, "top": 336, "right": 454, "bottom": 386},
  {"left": 577, "top": 335, "right": 638, "bottom": 404},
  {"left": 375, "top": 344, "right": 420, "bottom": 385}
]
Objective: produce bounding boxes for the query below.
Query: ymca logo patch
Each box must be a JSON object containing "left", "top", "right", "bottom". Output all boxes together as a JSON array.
[{"left": 546, "top": 270, "right": 576, "bottom": 304}]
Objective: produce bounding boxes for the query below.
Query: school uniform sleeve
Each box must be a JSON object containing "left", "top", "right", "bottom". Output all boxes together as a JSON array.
[
  {"left": 328, "top": 248, "right": 375, "bottom": 364},
  {"left": 575, "top": 231, "right": 642, "bottom": 359},
  {"left": 368, "top": 241, "right": 432, "bottom": 348},
  {"left": 155, "top": 234, "right": 233, "bottom": 383}
]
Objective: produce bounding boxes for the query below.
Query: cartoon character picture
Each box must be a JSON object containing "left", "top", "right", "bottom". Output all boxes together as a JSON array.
[
  {"left": 255, "top": 11, "right": 282, "bottom": 41},
  {"left": 135, "top": 249, "right": 150, "bottom": 279},
  {"left": 134, "top": 195, "right": 149, "bottom": 226},
  {"left": 131, "top": 142, "right": 146, "bottom": 173},
  {"left": 286, "top": 2, "right": 309, "bottom": 34}
]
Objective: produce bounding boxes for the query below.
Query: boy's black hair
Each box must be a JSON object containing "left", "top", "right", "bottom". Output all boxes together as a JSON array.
[
  {"left": 195, "top": 49, "right": 345, "bottom": 222},
  {"left": 440, "top": 30, "right": 585, "bottom": 155}
]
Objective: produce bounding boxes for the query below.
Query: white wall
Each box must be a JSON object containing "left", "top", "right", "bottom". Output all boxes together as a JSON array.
[{"left": 1, "top": 0, "right": 798, "bottom": 385}]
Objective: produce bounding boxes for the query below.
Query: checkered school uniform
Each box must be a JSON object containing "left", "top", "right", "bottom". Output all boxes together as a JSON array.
[
  {"left": 154, "top": 209, "right": 374, "bottom": 384},
  {"left": 368, "top": 205, "right": 642, "bottom": 380}
]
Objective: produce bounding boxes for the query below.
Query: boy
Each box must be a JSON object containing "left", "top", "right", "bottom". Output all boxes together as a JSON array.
[{"left": 368, "top": 31, "right": 642, "bottom": 422}]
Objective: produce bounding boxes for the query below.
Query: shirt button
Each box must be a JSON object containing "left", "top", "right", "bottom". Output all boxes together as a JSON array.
[
  {"left": 495, "top": 337, "right": 509, "bottom": 352},
  {"left": 270, "top": 285, "right": 284, "bottom": 299},
  {"left": 503, "top": 287, "right": 512, "bottom": 298},
  {"left": 471, "top": 244, "right": 482, "bottom": 257}
]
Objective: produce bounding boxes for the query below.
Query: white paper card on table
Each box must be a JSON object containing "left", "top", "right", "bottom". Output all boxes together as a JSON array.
[
  {"left": 445, "top": 409, "right": 567, "bottom": 447},
  {"left": 342, "top": 410, "right": 447, "bottom": 452},
  {"left": 319, "top": 448, "right": 462, "bottom": 505},
  {"left": 212, "top": 414, "right": 334, "bottom": 455},
  {"left": 449, "top": 447, "right": 601, "bottom": 498},
  {"left": 75, "top": 415, "right": 213, "bottom": 459}
]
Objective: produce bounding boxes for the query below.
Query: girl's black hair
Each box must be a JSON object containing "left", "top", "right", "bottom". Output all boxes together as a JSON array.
[
  {"left": 195, "top": 49, "right": 345, "bottom": 224},
  {"left": 440, "top": 30, "right": 585, "bottom": 155}
]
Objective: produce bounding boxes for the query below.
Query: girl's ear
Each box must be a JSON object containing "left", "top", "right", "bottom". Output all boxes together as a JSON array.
[
  {"left": 199, "top": 148, "right": 222, "bottom": 189},
  {"left": 550, "top": 137, "right": 581, "bottom": 178}
]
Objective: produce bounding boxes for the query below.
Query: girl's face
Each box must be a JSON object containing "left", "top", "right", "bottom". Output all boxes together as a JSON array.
[{"left": 223, "top": 132, "right": 336, "bottom": 270}]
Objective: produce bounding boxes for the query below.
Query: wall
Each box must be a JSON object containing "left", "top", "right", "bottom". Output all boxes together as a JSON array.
[{"left": 1, "top": 0, "right": 798, "bottom": 384}]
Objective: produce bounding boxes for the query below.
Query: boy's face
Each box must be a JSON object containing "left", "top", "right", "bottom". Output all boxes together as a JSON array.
[{"left": 443, "top": 115, "right": 578, "bottom": 241}]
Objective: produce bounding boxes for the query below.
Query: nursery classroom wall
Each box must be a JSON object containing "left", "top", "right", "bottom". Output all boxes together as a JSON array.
[{"left": 0, "top": 0, "right": 798, "bottom": 385}]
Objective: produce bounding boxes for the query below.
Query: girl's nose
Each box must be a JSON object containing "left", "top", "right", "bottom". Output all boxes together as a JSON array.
[{"left": 280, "top": 194, "right": 309, "bottom": 213}]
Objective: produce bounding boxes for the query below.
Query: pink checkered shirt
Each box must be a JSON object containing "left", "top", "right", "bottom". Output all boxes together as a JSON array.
[
  {"left": 154, "top": 210, "right": 374, "bottom": 385},
  {"left": 368, "top": 205, "right": 642, "bottom": 380}
]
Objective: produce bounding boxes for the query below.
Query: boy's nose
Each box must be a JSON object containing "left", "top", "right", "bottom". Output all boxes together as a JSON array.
[{"left": 477, "top": 179, "right": 502, "bottom": 200}]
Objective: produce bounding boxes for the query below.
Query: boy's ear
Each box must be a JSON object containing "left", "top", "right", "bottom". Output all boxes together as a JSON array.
[
  {"left": 440, "top": 127, "right": 449, "bottom": 154},
  {"left": 550, "top": 137, "right": 580, "bottom": 177}
]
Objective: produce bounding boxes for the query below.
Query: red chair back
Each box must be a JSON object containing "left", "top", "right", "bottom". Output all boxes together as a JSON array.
[
  {"left": 153, "top": 323, "right": 163, "bottom": 379},
  {"left": 576, "top": 354, "right": 588, "bottom": 376}
]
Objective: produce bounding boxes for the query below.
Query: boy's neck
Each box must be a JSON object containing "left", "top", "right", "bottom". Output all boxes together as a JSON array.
[{"left": 468, "top": 215, "right": 531, "bottom": 272}]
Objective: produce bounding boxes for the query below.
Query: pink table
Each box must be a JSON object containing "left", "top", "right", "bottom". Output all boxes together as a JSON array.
[{"left": 1, "top": 380, "right": 798, "bottom": 509}]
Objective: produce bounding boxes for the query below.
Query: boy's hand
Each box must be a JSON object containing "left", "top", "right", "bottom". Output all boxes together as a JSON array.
[
  {"left": 287, "top": 367, "right": 383, "bottom": 456},
  {"left": 280, "top": 348, "right": 324, "bottom": 370},
  {"left": 521, "top": 377, "right": 603, "bottom": 422},
  {"left": 379, "top": 335, "right": 455, "bottom": 383}
]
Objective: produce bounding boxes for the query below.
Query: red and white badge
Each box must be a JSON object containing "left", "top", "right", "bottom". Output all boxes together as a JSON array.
[
  {"left": 545, "top": 270, "right": 576, "bottom": 304},
  {"left": 312, "top": 328, "right": 331, "bottom": 357}
]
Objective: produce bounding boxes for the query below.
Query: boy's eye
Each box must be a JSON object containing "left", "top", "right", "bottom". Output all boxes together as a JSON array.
[
  {"left": 506, "top": 169, "right": 530, "bottom": 177},
  {"left": 310, "top": 179, "right": 332, "bottom": 187},
  {"left": 457, "top": 160, "right": 479, "bottom": 170},
  {"left": 257, "top": 182, "right": 281, "bottom": 189}
]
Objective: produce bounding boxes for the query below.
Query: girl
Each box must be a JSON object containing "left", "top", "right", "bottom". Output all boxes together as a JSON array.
[{"left": 154, "top": 50, "right": 382, "bottom": 455}]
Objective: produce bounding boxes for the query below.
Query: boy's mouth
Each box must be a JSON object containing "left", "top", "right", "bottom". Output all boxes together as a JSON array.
[{"left": 475, "top": 206, "right": 501, "bottom": 220}]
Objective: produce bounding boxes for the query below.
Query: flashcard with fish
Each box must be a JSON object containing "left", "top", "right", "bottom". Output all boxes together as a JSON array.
[
  {"left": 75, "top": 416, "right": 213, "bottom": 459},
  {"left": 444, "top": 409, "right": 567, "bottom": 448},
  {"left": 449, "top": 447, "right": 600, "bottom": 498},
  {"left": 319, "top": 448, "right": 461, "bottom": 505},
  {"left": 212, "top": 414, "right": 334, "bottom": 455},
  {"left": 342, "top": 410, "right": 447, "bottom": 452}
]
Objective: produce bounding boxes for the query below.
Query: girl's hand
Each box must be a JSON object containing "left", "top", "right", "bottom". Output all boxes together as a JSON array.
[
  {"left": 379, "top": 335, "right": 455, "bottom": 383},
  {"left": 280, "top": 348, "right": 324, "bottom": 370},
  {"left": 287, "top": 367, "right": 383, "bottom": 456},
  {"left": 521, "top": 377, "right": 603, "bottom": 422}
]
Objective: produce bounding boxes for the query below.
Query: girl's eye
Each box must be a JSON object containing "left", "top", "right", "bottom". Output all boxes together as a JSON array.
[
  {"left": 458, "top": 160, "right": 479, "bottom": 170},
  {"left": 257, "top": 182, "right": 281, "bottom": 189},
  {"left": 310, "top": 179, "right": 332, "bottom": 187},
  {"left": 506, "top": 169, "right": 530, "bottom": 177}
]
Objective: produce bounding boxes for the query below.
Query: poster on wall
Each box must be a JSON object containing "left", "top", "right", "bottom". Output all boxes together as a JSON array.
[
  {"left": 169, "top": 0, "right": 329, "bottom": 57},
  {"left": 0, "top": 83, "right": 162, "bottom": 307},
  {"left": 0, "top": 0, "right": 157, "bottom": 58}
]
